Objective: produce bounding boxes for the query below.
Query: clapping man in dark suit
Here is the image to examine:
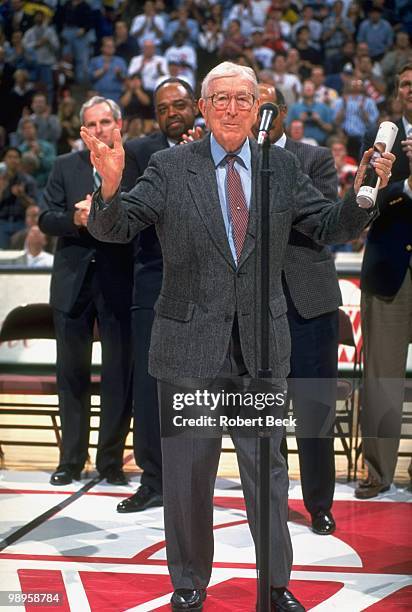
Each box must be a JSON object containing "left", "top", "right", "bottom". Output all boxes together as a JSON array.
[
  {"left": 39, "top": 97, "right": 133, "bottom": 486},
  {"left": 252, "top": 83, "right": 340, "bottom": 535},
  {"left": 355, "top": 62, "right": 412, "bottom": 499},
  {"left": 117, "top": 78, "right": 199, "bottom": 513},
  {"left": 80, "top": 62, "right": 393, "bottom": 612}
]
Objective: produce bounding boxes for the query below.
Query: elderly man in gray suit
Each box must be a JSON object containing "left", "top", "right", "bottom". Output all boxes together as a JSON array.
[
  {"left": 252, "top": 84, "right": 340, "bottom": 537},
  {"left": 79, "top": 62, "right": 393, "bottom": 612}
]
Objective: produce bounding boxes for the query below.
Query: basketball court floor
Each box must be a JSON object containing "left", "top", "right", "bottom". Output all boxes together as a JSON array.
[{"left": 1, "top": 463, "right": 411, "bottom": 611}]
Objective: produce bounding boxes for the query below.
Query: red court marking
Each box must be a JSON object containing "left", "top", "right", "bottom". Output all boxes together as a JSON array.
[
  {"left": 18, "top": 568, "right": 70, "bottom": 612},
  {"left": 80, "top": 572, "right": 174, "bottom": 611},
  {"left": 366, "top": 586, "right": 412, "bottom": 610}
]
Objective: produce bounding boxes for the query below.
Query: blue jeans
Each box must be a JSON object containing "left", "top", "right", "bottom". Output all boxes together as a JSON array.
[{"left": 62, "top": 27, "right": 92, "bottom": 84}]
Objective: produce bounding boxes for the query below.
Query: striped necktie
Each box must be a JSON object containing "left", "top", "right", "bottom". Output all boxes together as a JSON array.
[
  {"left": 226, "top": 155, "right": 249, "bottom": 261},
  {"left": 93, "top": 168, "right": 102, "bottom": 191}
]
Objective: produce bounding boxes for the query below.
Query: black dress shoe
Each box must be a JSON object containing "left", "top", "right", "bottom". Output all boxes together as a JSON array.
[
  {"left": 311, "top": 511, "right": 336, "bottom": 535},
  {"left": 50, "top": 467, "right": 81, "bottom": 486},
  {"left": 271, "top": 588, "right": 305, "bottom": 611},
  {"left": 102, "top": 468, "right": 129, "bottom": 486},
  {"left": 117, "top": 485, "right": 163, "bottom": 513},
  {"left": 171, "top": 588, "right": 206, "bottom": 611}
]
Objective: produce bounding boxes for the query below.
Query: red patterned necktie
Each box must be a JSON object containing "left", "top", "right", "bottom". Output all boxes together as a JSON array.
[{"left": 226, "top": 155, "right": 249, "bottom": 260}]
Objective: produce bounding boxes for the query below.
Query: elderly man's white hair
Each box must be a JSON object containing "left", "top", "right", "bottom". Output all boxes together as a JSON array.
[{"left": 201, "top": 62, "right": 259, "bottom": 99}]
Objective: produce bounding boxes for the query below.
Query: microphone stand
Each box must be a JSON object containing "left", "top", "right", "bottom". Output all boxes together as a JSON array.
[{"left": 256, "top": 131, "right": 272, "bottom": 612}]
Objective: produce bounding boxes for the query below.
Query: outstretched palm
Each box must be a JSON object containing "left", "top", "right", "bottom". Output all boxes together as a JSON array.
[{"left": 80, "top": 127, "right": 124, "bottom": 199}]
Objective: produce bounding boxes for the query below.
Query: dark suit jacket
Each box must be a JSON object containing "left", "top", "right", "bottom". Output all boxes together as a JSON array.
[
  {"left": 39, "top": 150, "right": 133, "bottom": 315},
  {"left": 283, "top": 138, "right": 341, "bottom": 318},
  {"left": 122, "top": 132, "right": 168, "bottom": 308},
  {"left": 361, "top": 118, "right": 412, "bottom": 297},
  {"left": 88, "top": 136, "right": 373, "bottom": 381}
]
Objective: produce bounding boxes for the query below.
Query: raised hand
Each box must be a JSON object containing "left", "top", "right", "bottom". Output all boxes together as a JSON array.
[
  {"left": 80, "top": 127, "right": 124, "bottom": 201},
  {"left": 179, "top": 126, "right": 205, "bottom": 144},
  {"left": 354, "top": 149, "right": 395, "bottom": 194}
]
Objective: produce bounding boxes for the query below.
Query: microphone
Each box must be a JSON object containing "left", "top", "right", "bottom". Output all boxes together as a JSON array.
[{"left": 257, "top": 103, "right": 279, "bottom": 145}]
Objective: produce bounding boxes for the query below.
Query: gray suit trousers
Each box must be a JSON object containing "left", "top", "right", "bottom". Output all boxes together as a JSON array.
[{"left": 159, "top": 322, "right": 292, "bottom": 590}]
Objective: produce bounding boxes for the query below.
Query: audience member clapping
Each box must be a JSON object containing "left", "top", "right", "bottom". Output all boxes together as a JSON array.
[
  {"left": 0, "top": 146, "right": 37, "bottom": 248},
  {"left": 17, "top": 92, "right": 61, "bottom": 147},
  {"left": 89, "top": 36, "right": 127, "bottom": 103},
  {"left": 17, "top": 118, "right": 55, "bottom": 189}
]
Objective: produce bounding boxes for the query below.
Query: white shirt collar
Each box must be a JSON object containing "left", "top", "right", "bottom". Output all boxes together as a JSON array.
[
  {"left": 274, "top": 133, "right": 287, "bottom": 148},
  {"left": 402, "top": 115, "right": 412, "bottom": 136}
]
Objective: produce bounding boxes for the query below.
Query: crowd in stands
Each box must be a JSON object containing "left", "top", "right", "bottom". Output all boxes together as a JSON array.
[{"left": 0, "top": 0, "right": 411, "bottom": 258}]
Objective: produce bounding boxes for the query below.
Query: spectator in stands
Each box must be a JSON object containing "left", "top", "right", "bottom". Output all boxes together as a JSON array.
[
  {"left": 291, "top": 5, "right": 322, "bottom": 49},
  {"left": 120, "top": 72, "right": 153, "bottom": 132},
  {"left": 353, "top": 41, "right": 383, "bottom": 77},
  {"left": 326, "top": 38, "right": 355, "bottom": 77},
  {"left": 58, "top": 0, "right": 94, "bottom": 84},
  {"left": 18, "top": 117, "right": 55, "bottom": 189},
  {"left": 0, "top": 146, "right": 37, "bottom": 248},
  {"left": 197, "top": 17, "right": 224, "bottom": 81},
  {"left": 0, "top": 43, "right": 15, "bottom": 97},
  {"left": 122, "top": 115, "right": 144, "bottom": 141},
  {"left": 114, "top": 20, "right": 139, "bottom": 64},
  {"left": 275, "top": 0, "right": 299, "bottom": 25},
  {"left": 2, "top": 68, "right": 34, "bottom": 135},
  {"left": 17, "top": 93, "right": 61, "bottom": 148},
  {"left": 311, "top": 65, "right": 338, "bottom": 107},
  {"left": 89, "top": 36, "right": 127, "bottom": 103},
  {"left": 128, "top": 38, "right": 168, "bottom": 94},
  {"left": 287, "top": 79, "right": 333, "bottom": 145},
  {"left": 7, "top": 0, "right": 32, "bottom": 36},
  {"left": 39, "top": 96, "right": 133, "bottom": 487},
  {"left": 285, "top": 46, "right": 300, "bottom": 76},
  {"left": 357, "top": 55, "right": 386, "bottom": 107},
  {"left": 322, "top": 0, "right": 355, "bottom": 58},
  {"left": 288, "top": 118, "right": 318, "bottom": 146},
  {"left": 271, "top": 52, "right": 301, "bottom": 106},
  {"left": 10, "top": 202, "right": 39, "bottom": 248},
  {"left": 57, "top": 97, "right": 81, "bottom": 154},
  {"left": 346, "top": 1, "right": 362, "bottom": 36},
  {"left": 20, "top": 225, "right": 54, "bottom": 266},
  {"left": 219, "top": 19, "right": 247, "bottom": 61},
  {"left": 165, "top": 6, "right": 199, "bottom": 47},
  {"left": 130, "top": 0, "right": 165, "bottom": 50},
  {"left": 294, "top": 25, "right": 322, "bottom": 80},
  {"left": 381, "top": 30, "right": 412, "bottom": 92},
  {"left": 226, "top": 0, "right": 265, "bottom": 37},
  {"left": 7, "top": 30, "right": 37, "bottom": 80},
  {"left": 328, "top": 135, "right": 358, "bottom": 197},
  {"left": 164, "top": 29, "right": 197, "bottom": 88},
  {"left": 333, "top": 76, "right": 379, "bottom": 159},
  {"left": 262, "top": 6, "right": 291, "bottom": 49},
  {"left": 22, "top": 11, "right": 59, "bottom": 103},
  {"left": 249, "top": 27, "right": 274, "bottom": 69},
  {"left": 357, "top": 6, "right": 393, "bottom": 61}
]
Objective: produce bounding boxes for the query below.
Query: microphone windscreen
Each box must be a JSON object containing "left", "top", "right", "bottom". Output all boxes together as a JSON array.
[{"left": 259, "top": 102, "right": 279, "bottom": 120}]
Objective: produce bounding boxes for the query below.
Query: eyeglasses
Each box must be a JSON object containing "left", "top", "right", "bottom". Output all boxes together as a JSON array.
[
  {"left": 207, "top": 92, "right": 256, "bottom": 110},
  {"left": 399, "top": 79, "right": 412, "bottom": 89}
]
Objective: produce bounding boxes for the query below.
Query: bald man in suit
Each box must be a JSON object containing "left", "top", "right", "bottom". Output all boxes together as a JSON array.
[{"left": 252, "top": 84, "right": 340, "bottom": 536}]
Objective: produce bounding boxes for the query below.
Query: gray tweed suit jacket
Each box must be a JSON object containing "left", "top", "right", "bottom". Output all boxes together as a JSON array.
[
  {"left": 88, "top": 136, "right": 373, "bottom": 381},
  {"left": 284, "top": 138, "right": 341, "bottom": 318}
]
